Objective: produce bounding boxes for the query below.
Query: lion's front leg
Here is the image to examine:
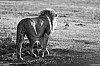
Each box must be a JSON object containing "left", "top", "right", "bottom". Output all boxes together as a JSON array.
[
  {"left": 29, "top": 43, "right": 38, "bottom": 57},
  {"left": 42, "top": 33, "right": 49, "bottom": 57}
]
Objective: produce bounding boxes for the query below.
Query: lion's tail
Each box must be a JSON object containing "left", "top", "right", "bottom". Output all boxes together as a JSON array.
[{"left": 16, "top": 20, "right": 24, "bottom": 50}]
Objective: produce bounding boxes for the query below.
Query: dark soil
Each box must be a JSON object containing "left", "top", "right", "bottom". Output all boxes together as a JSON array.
[{"left": 0, "top": 44, "right": 100, "bottom": 66}]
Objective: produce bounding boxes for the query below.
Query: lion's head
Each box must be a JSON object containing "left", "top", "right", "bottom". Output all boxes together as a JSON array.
[{"left": 39, "top": 8, "right": 58, "bottom": 34}]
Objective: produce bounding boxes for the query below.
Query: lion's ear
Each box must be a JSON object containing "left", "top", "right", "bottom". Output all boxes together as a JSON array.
[
  {"left": 39, "top": 11, "right": 46, "bottom": 16},
  {"left": 39, "top": 10, "right": 51, "bottom": 16}
]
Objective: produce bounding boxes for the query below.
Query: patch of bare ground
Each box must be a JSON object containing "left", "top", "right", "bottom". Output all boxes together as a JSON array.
[{"left": 0, "top": 43, "right": 100, "bottom": 66}]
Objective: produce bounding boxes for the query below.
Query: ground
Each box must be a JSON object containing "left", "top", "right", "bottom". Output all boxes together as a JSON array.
[{"left": 0, "top": 0, "right": 100, "bottom": 66}]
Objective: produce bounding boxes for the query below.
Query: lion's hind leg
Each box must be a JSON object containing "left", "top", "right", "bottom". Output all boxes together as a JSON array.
[{"left": 15, "top": 33, "right": 25, "bottom": 61}]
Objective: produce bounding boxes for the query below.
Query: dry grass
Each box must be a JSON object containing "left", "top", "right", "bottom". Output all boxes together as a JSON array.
[{"left": 0, "top": 0, "right": 100, "bottom": 52}]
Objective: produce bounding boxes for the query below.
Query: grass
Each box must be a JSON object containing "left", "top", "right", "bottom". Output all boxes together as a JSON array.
[{"left": 0, "top": 0, "right": 100, "bottom": 53}]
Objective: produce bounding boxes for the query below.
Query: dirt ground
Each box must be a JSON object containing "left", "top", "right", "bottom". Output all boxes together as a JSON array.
[
  {"left": 0, "top": 47, "right": 100, "bottom": 66},
  {"left": 0, "top": 0, "right": 100, "bottom": 66}
]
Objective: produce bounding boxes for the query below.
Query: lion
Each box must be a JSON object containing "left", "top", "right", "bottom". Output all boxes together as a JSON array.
[{"left": 13, "top": 8, "right": 58, "bottom": 61}]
